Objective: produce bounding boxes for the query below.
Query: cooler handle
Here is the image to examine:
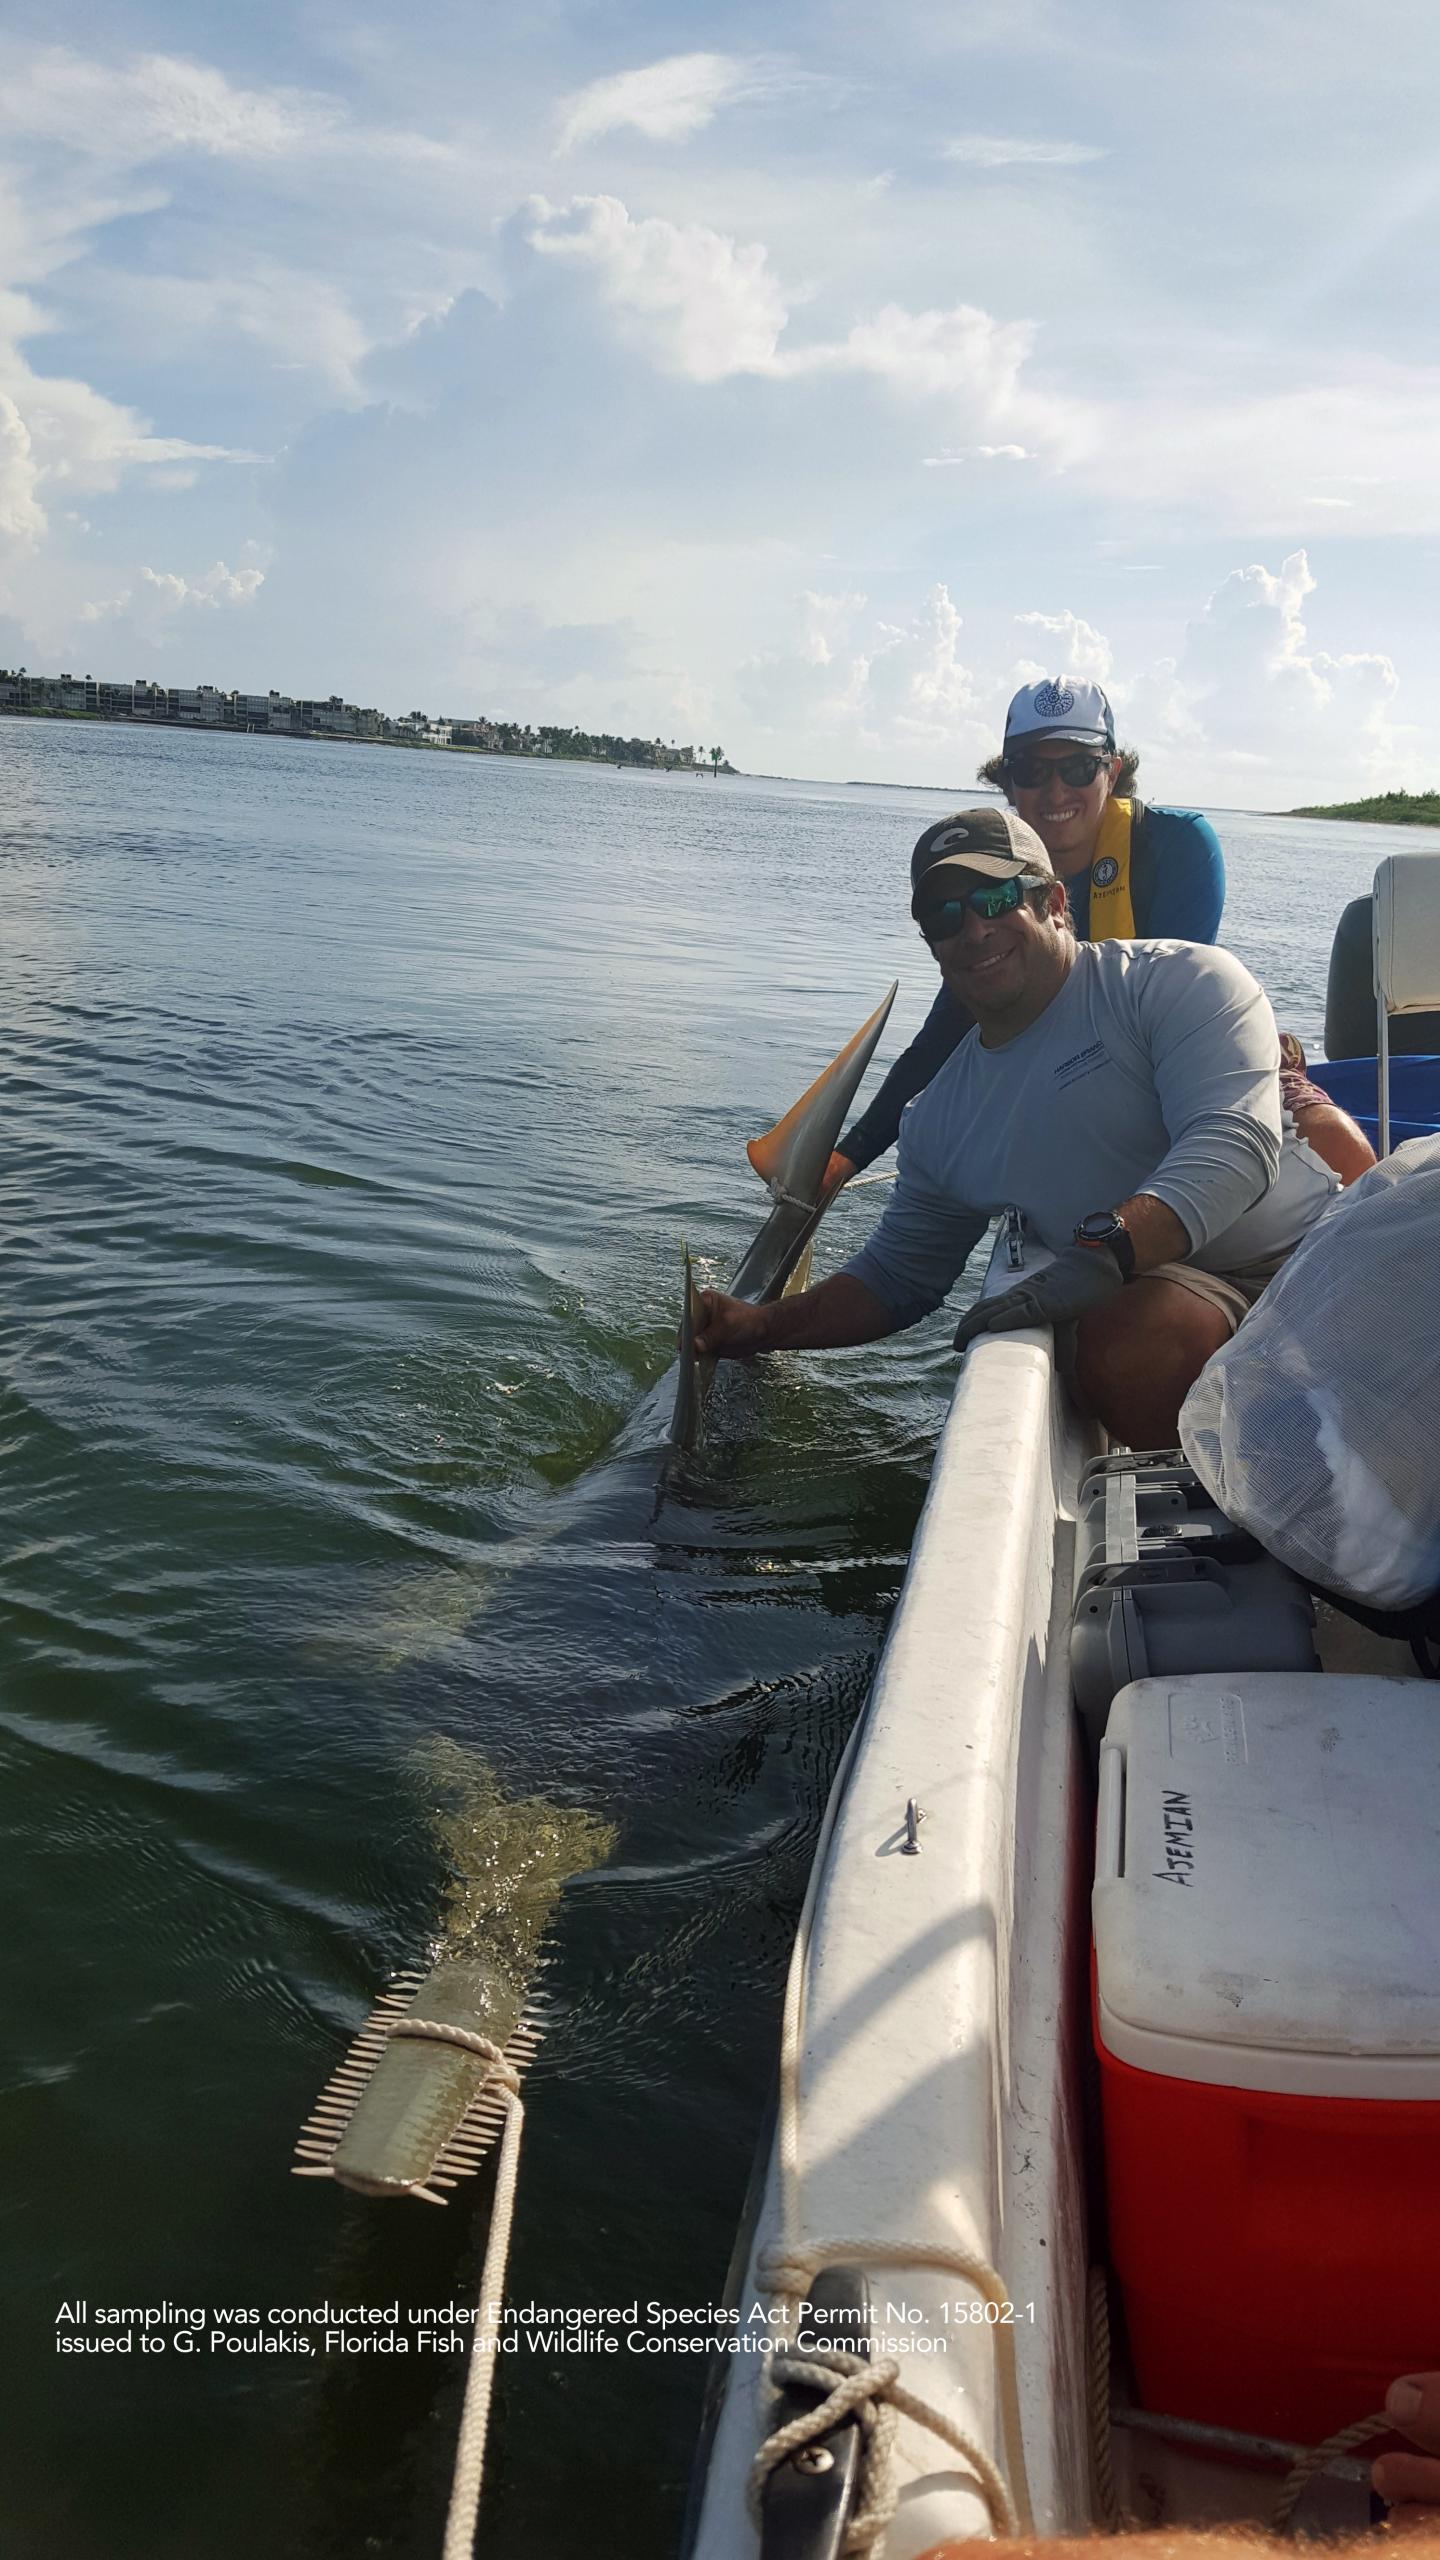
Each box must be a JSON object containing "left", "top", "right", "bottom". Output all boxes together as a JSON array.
[{"left": 1096, "top": 1740, "right": 1126, "bottom": 1883}]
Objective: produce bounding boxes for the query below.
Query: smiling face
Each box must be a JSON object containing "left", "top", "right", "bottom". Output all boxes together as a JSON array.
[
  {"left": 926, "top": 874, "right": 1075, "bottom": 1041},
  {"left": 1004, "top": 741, "right": 1120, "bottom": 878}
]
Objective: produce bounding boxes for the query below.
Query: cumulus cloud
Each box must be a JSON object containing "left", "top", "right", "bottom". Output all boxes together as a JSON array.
[
  {"left": 140, "top": 560, "right": 265, "bottom": 609},
  {"left": 522, "top": 195, "right": 1039, "bottom": 428},
  {"left": 0, "top": 392, "right": 45, "bottom": 544},
  {"left": 738, "top": 584, "right": 991, "bottom": 778},
  {"left": 725, "top": 555, "right": 1418, "bottom": 800},
  {"left": 1123, "top": 550, "right": 1403, "bottom": 800},
  {"left": 1013, "top": 610, "right": 1112, "bottom": 683},
  {"left": 523, "top": 194, "right": 790, "bottom": 379},
  {"left": 798, "top": 303, "right": 1034, "bottom": 404},
  {"left": 557, "top": 52, "right": 790, "bottom": 151},
  {"left": 0, "top": 341, "right": 248, "bottom": 546},
  {"left": 943, "top": 135, "right": 1105, "bottom": 168}
]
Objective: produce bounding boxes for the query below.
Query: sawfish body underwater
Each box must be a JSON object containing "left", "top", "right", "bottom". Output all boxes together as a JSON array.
[{"left": 295, "top": 981, "right": 897, "bottom": 2202}]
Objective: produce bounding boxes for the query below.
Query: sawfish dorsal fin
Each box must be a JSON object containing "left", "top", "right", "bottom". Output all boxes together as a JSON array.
[{"left": 746, "top": 982, "right": 897, "bottom": 1205}]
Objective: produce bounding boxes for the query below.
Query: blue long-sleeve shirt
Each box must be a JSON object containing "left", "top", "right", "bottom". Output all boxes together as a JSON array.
[{"left": 840, "top": 804, "right": 1226, "bottom": 1170}]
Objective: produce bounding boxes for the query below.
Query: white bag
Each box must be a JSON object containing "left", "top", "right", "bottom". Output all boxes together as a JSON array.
[{"left": 1180, "top": 1135, "right": 1440, "bottom": 1611}]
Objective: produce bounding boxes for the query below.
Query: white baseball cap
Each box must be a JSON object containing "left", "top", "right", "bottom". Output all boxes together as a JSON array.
[{"left": 1003, "top": 677, "right": 1115, "bottom": 752}]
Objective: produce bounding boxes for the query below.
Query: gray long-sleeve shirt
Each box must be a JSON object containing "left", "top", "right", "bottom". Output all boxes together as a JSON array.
[{"left": 843, "top": 938, "right": 1339, "bottom": 1329}]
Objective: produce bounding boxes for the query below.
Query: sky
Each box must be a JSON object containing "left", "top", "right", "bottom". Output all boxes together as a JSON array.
[{"left": 2, "top": 0, "right": 1438, "bottom": 803}]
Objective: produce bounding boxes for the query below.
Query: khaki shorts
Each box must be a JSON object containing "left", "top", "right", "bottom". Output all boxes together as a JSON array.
[{"left": 1145, "top": 1250, "right": 1290, "bottom": 1339}]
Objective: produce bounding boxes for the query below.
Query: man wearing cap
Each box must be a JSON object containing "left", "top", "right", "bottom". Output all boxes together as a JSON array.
[
  {"left": 692, "top": 809, "right": 1338, "bottom": 1448},
  {"left": 824, "top": 678, "right": 1225, "bottom": 1192}
]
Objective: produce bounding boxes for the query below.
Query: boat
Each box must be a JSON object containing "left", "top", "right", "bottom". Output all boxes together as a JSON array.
[{"left": 683, "top": 851, "right": 1440, "bottom": 2557}]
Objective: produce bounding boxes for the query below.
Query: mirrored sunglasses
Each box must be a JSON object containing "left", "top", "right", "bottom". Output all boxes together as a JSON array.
[{"left": 916, "top": 874, "right": 1030, "bottom": 943}]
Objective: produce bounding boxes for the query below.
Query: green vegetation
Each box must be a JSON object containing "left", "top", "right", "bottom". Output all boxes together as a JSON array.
[
  {"left": 1289, "top": 790, "right": 1440, "bottom": 825},
  {"left": 458, "top": 719, "right": 732, "bottom": 771}
]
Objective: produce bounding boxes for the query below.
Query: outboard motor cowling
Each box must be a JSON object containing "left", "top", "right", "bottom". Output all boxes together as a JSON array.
[{"left": 1324, "top": 892, "right": 1440, "bottom": 1058}]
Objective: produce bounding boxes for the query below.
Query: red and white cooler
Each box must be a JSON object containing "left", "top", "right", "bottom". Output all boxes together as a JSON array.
[{"left": 1093, "top": 1671, "right": 1440, "bottom": 2446}]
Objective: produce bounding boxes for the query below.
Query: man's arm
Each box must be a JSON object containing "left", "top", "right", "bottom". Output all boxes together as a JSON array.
[
  {"left": 692, "top": 1274, "right": 895, "bottom": 1359},
  {"left": 1130, "top": 945, "right": 1283, "bottom": 1250},
  {"left": 699, "top": 1138, "right": 991, "bottom": 1356},
  {"left": 1141, "top": 808, "right": 1226, "bottom": 945},
  {"left": 951, "top": 1191, "right": 1196, "bottom": 1351},
  {"left": 831, "top": 985, "right": 972, "bottom": 1178}
]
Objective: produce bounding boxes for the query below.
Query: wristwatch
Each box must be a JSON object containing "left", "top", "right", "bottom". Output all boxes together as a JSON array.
[{"left": 1073, "top": 1209, "right": 1136, "bottom": 1282}]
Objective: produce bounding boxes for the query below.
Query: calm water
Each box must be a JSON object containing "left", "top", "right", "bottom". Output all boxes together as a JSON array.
[{"left": 0, "top": 720, "right": 1417, "bottom": 2559}]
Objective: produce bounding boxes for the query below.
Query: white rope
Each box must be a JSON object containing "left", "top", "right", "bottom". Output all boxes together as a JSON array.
[
  {"left": 760, "top": 1713, "right": 1035, "bottom": 2544},
  {"left": 381, "top": 2021, "right": 524, "bottom": 2560},
  {"left": 748, "top": 2344, "right": 1016, "bottom": 2551}
]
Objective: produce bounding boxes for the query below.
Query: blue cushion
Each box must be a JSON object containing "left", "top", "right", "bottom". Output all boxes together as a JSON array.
[{"left": 1309, "top": 1054, "right": 1440, "bottom": 1145}]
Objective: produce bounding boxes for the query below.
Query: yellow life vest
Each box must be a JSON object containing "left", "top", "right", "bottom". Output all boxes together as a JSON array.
[{"left": 1085, "top": 796, "right": 1138, "bottom": 941}]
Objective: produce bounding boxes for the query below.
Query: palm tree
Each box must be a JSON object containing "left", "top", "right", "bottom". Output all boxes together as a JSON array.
[{"left": 710, "top": 745, "right": 723, "bottom": 776}]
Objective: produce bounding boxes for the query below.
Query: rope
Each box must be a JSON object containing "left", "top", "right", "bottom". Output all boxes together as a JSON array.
[
  {"left": 748, "top": 2346, "right": 1018, "bottom": 2552},
  {"left": 1085, "top": 2267, "right": 1123, "bottom": 2533},
  {"left": 759, "top": 2240, "right": 1029, "bottom": 2535},
  {"left": 1086, "top": 2247, "right": 1388, "bottom": 2544},
  {"left": 1269, "top": 2410, "right": 1390, "bottom": 2537},
  {"left": 380, "top": 2020, "right": 524, "bottom": 2560}
]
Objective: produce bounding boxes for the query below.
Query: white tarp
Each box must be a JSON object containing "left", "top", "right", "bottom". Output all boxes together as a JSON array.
[{"left": 1180, "top": 1135, "right": 1440, "bottom": 1611}]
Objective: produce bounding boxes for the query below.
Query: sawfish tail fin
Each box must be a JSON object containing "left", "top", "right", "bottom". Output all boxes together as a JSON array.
[{"left": 745, "top": 982, "right": 898, "bottom": 1207}]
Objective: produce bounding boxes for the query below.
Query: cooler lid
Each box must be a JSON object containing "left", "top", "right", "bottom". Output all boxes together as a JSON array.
[{"left": 1093, "top": 1673, "right": 1440, "bottom": 2099}]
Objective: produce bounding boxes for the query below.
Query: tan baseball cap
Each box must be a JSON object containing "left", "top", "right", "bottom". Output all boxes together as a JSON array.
[{"left": 910, "top": 807, "right": 1055, "bottom": 914}]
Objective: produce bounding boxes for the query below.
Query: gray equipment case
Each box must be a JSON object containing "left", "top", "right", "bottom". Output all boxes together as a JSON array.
[{"left": 1071, "top": 1452, "right": 1319, "bottom": 1758}]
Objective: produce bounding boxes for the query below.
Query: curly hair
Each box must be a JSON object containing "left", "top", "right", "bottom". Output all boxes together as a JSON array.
[{"left": 979, "top": 747, "right": 1140, "bottom": 796}]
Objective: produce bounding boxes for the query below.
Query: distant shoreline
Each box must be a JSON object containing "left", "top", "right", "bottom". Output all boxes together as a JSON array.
[
  {"left": 0, "top": 705, "right": 734, "bottom": 774},
  {"left": 1287, "top": 791, "right": 1440, "bottom": 826},
  {"left": 844, "top": 779, "right": 1003, "bottom": 796}
]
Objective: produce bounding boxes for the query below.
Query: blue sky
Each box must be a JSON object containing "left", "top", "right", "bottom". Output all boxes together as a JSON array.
[{"left": 2, "top": 0, "right": 1438, "bottom": 800}]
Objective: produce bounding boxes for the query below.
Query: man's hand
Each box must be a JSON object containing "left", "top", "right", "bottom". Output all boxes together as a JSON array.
[
  {"left": 691, "top": 1291, "right": 775, "bottom": 1359},
  {"left": 821, "top": 1150, "right": 858, "bottom": 1201},
  {"left": 1374, "top": 2373, "right": 1440, "bottom": 2519},
  {"left": 952, "top": 1243, "right": 1124, "bottom": 1351}
]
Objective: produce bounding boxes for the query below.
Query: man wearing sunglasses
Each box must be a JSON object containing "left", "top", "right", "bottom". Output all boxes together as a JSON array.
[
  {"left": 824, "top": 678, "right": 1224, "bottom": 1195},
  {"left": 692, "top": 808, "right": 1338, "bottom": 1448}
]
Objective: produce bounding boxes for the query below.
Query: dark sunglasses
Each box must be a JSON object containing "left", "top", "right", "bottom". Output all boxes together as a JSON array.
[
  {"left": 1004, "top": 748, "right": 1112, "bottom": 791},
  {"left": 916, "top": 874, "right": 1035, "bottom": 942}
]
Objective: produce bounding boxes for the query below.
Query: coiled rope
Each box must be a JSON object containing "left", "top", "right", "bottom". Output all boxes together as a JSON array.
[
  {"left": 381, "top": 2021, "right": 524, "bottom": 2560},
  {"left": 748, "top": 2343, "right": 1018, "bottom": 2553}
]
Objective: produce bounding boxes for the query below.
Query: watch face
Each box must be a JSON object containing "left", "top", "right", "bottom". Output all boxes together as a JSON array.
[{"left": 1077, "top": 1213, "right": 1119, "bottom": 1242}]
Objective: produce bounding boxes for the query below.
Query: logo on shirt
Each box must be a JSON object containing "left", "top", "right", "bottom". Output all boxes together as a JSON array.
[
  {"left": 1092, "top": 855, "right": 1120, "bottom": 889},
  {"left": 1053, "top": 1038, "right": 1109, "bottom": 1091},
  {"left": 1032, "top": 681, "right": 1075, "bottom": 718}
]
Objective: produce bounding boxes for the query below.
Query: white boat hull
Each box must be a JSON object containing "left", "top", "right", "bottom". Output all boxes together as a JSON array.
[{"left": 691, "top": 1244, "right": 1102, "bottom": 2554}]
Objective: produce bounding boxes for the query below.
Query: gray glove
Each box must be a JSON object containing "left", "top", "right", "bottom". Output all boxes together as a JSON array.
[{"left": 952, "top": 1243, "right": 1124, "bottom": 1351}]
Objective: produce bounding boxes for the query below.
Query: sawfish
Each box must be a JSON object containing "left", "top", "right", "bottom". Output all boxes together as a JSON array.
[{"left": 293, "top": 981, "right": 897, "bottom": 2202}]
